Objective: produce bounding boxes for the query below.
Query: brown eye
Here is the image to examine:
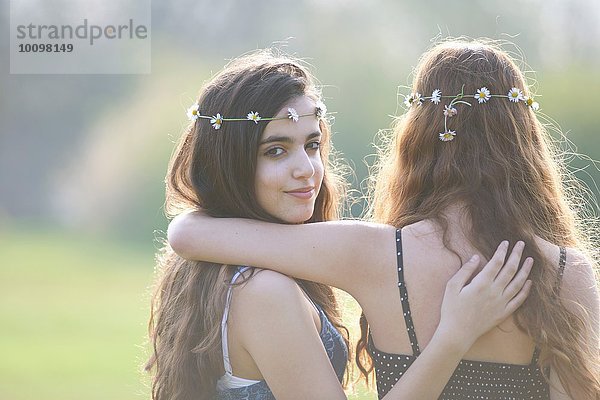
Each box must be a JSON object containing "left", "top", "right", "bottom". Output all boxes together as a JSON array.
[
  {"left": 265, "top": 147, "right": 285, "bottom": 157},
  {"left": 306, "top": 141, "right": 320, "bottom": 151}
]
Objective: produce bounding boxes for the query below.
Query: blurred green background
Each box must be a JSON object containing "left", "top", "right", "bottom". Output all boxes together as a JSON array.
[{"left": 1, "top": 0, "right": 599, "bottom": 399}]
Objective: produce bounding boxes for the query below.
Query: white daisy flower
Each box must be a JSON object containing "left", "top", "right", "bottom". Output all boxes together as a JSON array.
[
  {"left": 288, "top": 107, "right": 299, "bottom": 122},
  {"left": 247, "top": 111, "right": 261, "bottom": 124},
  {"left": 524, "top": 97, "right": 540, "bottom": 111},
  {"left": 474, "top": 87, "right": 491, "bottom": 104},
  {"left": 412, "top": 93, "right": 423, "bottom": 106},
  {"left": 315, "top": 100, "right": 327, "bottom": 118},
  {"left": 430, "top": 89, "right": 442, "bottom": 104},
  {"left": 508, "top": 88, "right": 524, "bottom": 103},
  {"left": 439, "top": 130, "right": 456, "bottom": 142},
  {"left": 404, "top": 93, "right": 423, "bottom": 108},
  {"left": 187, "top": 103, "right": 201, "bottom": 121},
  {"left": 443, "top": 105, "right": 458, "bottom": 118},
  {"left": 413, "top": 93, "right": 423, "bottom": 105},
  {"left": 210, "top": 113, "right": 223, "bottom": 130}
]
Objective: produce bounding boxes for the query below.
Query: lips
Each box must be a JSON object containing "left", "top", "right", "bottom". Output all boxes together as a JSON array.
[{"left": 284, "top": 187, "right": 315, "bottom": 199}]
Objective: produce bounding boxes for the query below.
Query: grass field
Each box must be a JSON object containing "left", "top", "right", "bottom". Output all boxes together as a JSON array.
[
  {"left": 0, "top": 227, "right": 375, "bottom": 399},
  {"left": 0, "top": 228, "right": 156, "bottom": 399}
]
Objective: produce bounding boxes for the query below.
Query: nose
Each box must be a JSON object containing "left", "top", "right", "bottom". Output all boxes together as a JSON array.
[{"left": 291, "top": 148, "right": 315, "bottom": 180}]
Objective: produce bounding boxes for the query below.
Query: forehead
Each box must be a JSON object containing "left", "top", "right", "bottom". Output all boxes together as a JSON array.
[{"left": 261, "top": 96, "right": 321, "bottom": 140}]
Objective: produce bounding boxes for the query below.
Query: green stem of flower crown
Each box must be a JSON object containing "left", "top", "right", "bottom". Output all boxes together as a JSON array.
[
  {"left": 423, "top": 94, "right": 511, "bottom": 100},
  {"left": 255, "top": 112, "right": 319, "bottom": 122},
  {"left": 457, "top": 84, "right": 466, "bottom": 100},
  {"left": 444, "top": 86, "right": 471, "bottom": 134},
  {"left": 451, "top": 100, "right": 472, "bottom": 107},
  {"left": 422, "top": 93, "right": 516, "bottom": 101},
  {"left": 197, "top": 112, "right": 321, "bottom": 123}
]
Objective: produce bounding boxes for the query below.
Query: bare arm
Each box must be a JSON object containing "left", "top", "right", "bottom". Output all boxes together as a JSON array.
[
  {"left": 168, "top": 211, "right": 395, "bottom": 294},
  {"left": 549, "top": 250, "right": 599, "bottom": 400}
]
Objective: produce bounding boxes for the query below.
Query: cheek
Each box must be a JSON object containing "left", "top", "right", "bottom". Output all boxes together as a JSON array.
[
  {"left": 313, "top": 156, "right": 325, "bottom": 185},
  {"left": 254, "top": 162, "right": 281, "bottom": 202}
]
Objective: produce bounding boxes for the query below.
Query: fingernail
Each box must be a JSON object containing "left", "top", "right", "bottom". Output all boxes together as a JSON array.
[
  {"left": 502, "top": 240, "right": 509, "bottom": 247},
  {"left": 526, "top": 258, "right": 534, "bottom": 270},
  {"left": 470, "top": 254, "right": 479, "bottom": 262}
]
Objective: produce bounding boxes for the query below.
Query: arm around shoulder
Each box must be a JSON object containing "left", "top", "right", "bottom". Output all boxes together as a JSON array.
[
  {"left": 167, "top": 211, "right": 397, "bottom": 294},
  {"left": 167, "top": 211, "right": 205, "bottom": 260}
]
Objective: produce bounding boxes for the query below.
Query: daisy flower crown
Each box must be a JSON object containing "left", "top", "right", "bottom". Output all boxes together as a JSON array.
[
  {"left": 403, "top": 86, "right": 540, "bottom": 142},
  {"left": 186, "top": 100, "right": 327, "bottom": 130}
]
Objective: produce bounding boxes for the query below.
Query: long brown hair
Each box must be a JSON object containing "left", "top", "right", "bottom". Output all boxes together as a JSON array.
[
  {"left": 146, "top": 50, "right": 349, "bottom": 400},
  {"left": 357, "top": 39, "right": 600, "bottom": 397}
]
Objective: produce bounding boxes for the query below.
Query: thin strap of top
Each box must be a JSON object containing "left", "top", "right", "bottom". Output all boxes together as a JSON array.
[
  {"left": 221, "top": 266, "right": 251, "bottom": 375},
  {"left": 396, "top": 228, "right": 421, "bottom": 356},
  {"left": 531, "top": 246, "right": 567, "bottom": 365},
  {"left": 555, "top": 247, "right": 567, "bottom": 293}
]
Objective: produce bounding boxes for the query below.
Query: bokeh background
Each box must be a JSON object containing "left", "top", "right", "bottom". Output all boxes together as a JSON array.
[{"left": 1, "top": 0, "right": 599, "bottom": 399}]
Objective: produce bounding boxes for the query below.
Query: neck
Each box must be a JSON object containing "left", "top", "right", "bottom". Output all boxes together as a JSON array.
[
  {"left": 440, "top": 201, "right": 470, "bottom": 229},
  {"left": 434, "top": 202, "right": 482, "bottom": 261}
]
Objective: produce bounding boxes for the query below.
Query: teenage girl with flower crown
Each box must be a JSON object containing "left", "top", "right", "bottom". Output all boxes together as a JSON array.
[
  {"left": 168, "top": 40, "right": 600, "bottom": 399},
  {"left": 145, "top": 49, "right": 533, "bottom": 400}
]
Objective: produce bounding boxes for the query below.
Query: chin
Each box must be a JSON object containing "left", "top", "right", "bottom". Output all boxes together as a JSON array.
[
  {"left": 282, "top": 215, "right": 311, "bottom": 224},
  {"left": 280, "top": 209, "right": 315, "bottom": 224}
]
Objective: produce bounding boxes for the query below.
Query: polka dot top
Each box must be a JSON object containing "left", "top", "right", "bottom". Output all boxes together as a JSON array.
[{"left": 368, "top": 229, "right": 566, "bottom": 399}]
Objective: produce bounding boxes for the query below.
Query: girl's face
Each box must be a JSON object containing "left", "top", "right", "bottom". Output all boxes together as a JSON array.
[{"left": 254, "top": 96, "right": 324, "bottom": 224}]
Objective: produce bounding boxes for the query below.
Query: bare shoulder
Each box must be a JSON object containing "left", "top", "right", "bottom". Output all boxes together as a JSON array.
[
  {"left": 401, "top": 219, "right": 460, "bottom": 274},
  {"left": 233, "top": 269, "right": 304, "bottom": 305},
  {"left": 564, "top": 247, "right": 597, "bottom": 281},
  {"left": 229, "top": 269, "right": 321, "bottom": 352},
  {"left": 231, "top": 269, "right": 322, "bottom": 329},
  {"left": 562, "top": 247, "right": 599, "bottom": 304},
  {"left": 403, "top": 219, "right": 443, "bottom": 239},
  {"left": 535, "top": 238, "right": 596, "bottom": 289},
  {"left": 535, "top": 238, "right": 599, "bottom": 311}
]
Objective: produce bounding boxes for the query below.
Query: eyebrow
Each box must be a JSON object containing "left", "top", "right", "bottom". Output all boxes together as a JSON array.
[{"left": 259, "top": 131, "right": 321, "bottom": 146}]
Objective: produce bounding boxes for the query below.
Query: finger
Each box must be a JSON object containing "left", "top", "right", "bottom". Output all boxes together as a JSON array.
[
  {"left": 502, "top": 257, "right": 533, "bottom": 299},
  {"left": 476, "top": 240, "right": 509, "bottom": 282},
  {"left": 447, "top": 254, "right": 481, "bottom": 291},
  {"left": 494, "top": 241, "right": 526, "bottom": 288},
  {"left": 504, "top": 280, "right": 533, "bottom": 315}
]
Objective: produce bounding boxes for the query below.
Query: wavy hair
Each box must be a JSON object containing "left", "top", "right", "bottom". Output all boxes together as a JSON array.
[
  {"left": 145, "top": 50, "right": 349, "bottom": 400},
  {"left": 357, "top": 39, "right": 600, "bottom": 398}
]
